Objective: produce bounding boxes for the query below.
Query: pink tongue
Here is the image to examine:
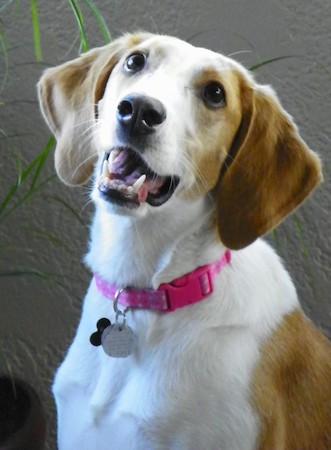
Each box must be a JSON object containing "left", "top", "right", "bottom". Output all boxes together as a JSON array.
[{"left": 136, "top": 177, "right": 165, "bottom": 203}]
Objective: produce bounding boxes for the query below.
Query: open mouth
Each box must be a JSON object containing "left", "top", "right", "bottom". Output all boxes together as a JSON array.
[{"left": 97, "top": 148, "right": 180, "bottom": 208}]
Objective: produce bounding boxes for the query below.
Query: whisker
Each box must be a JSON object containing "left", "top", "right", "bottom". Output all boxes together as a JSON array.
[
  {"left": 226, "top": 50, "right": 252, "bottom": 58},
  {"left": 71, "top": 150, "right": 99, "bottom": 182},
  {"left": 133, "top": 220, "right": 149, "bottom": 259},
  {"left": 176, "top": 143, "right": 215, "bottom": 202},
  {"left": 71, "top": 118, "right": 96, "bottom": 130},
  {"left": 80, "top": 196, "right": 95, "bottom": 215}
]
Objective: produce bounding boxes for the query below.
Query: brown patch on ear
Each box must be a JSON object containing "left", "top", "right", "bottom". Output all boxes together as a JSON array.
[
  {"left": 37, "top": 33, "right": 148, "bottom": 185},
  {"left": 216, "top": 75, "right": 322, "bottom": 249},
  {"left": 127, "top": 34, "right": 145, "bottom": 47},
  {"left": 252, "top": 310, "right": 331, "bottom": 449}
]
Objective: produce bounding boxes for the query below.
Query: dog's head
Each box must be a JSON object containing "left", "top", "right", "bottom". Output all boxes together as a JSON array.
[{"left": 38, "top": 33, "right": 322, "bottom": 249}]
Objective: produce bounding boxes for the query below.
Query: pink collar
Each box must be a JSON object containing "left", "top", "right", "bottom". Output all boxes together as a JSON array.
[{"left": 94, "top": 250, "right": 231, "bottom": 312}]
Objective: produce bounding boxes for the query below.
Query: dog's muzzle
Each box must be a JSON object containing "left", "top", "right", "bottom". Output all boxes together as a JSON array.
[{"left": 97, "top": 94, "right": 179, "bottom": 208}]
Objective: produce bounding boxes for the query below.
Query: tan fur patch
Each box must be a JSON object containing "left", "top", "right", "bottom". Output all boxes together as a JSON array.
[
  {"left": 216, "top": 72, "right": 322, "bottom": 249},
  {"left": 182, "top": 68, "right": 242, "bottom": 201},
  {"left": 252, "top": 309, "right": 331, "bottom": 449},
  {"left": 38, "top": 34, "right": 148, "bottom": 185},
  {"left": 127, "top": 34, "right": 145, "bottom": 47}
]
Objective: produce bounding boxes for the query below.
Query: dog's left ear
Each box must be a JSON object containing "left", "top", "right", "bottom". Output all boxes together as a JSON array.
[
  {"left": 37, "top": 34, "right": 147, "bottom": 185},
  {"left": 216, "top": 77, "right": 322, "bottom": 250}
]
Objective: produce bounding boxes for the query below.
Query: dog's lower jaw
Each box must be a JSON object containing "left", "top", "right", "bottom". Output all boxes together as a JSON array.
[{"left": 92, "top": 182, "right": 150, "bottom": 218}]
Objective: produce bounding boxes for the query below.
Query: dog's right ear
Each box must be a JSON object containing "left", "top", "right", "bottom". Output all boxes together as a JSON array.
[{"left": 37, "top": 34, "right": 146, "bottom": 185}]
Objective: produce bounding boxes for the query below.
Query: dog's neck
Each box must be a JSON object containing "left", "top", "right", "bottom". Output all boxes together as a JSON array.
[{"left": 85, "top": 196, "right": 225, "bottom": 290}]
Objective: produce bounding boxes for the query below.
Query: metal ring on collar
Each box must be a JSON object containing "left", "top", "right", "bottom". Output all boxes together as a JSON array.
[{"left": 113, "top": 288, "right": 130, "bottom": 324}]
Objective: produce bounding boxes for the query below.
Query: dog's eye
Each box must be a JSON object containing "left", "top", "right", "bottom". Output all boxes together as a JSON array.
[
  {"left": 124, "top": 52, "right": 147, "bottom": 73},
  {"left": 202, "top": 82, "right": 226, "bottom": 108}
]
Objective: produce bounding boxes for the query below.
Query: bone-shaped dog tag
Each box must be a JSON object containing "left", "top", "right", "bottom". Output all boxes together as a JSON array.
[{"left": 101, "top": 323, "right": 136, "bottom": 358}]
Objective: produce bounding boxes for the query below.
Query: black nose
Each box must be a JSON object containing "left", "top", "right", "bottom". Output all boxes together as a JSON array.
[{"left": 117, "top": 94, "right": 166, "bottom": 135}]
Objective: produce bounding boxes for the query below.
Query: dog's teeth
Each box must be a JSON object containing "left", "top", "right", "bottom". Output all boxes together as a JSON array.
[
  {"left": 108, "top": 149, "right": 120, "bottom": 164},
  {"left": 102, "top": 160, "right": 110, "bottom": 177},
  {"left": 132, "top": 174, "right": 146, "bottom": 192},
  {"left": 97, "top": 175, "right": 110, "bottom": 187}
]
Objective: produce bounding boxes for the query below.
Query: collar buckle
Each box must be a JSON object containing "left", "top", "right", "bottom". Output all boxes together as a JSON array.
[{"left": 159, "top": 264, "right": 214, "bottom": 312}]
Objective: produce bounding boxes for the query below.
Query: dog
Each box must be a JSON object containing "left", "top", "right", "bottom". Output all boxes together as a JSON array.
[{"left": 38, "top": 33, "right": 331, "bottom": 450}]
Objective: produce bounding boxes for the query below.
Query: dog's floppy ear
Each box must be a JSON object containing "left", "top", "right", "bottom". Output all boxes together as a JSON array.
[
  {"left": 37, "top": 34, "right": 143, "bottom": 185},
  {"left": 216, "top": 77, "right": 322, "bottom": 250}
]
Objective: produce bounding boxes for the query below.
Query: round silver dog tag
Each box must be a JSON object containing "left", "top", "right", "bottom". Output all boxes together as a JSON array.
[{"left": 101, "top": 323, "right": 136, "bottom": 358}]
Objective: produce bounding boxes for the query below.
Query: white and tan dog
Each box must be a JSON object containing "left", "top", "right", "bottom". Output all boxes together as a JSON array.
[{"left": 38, "top": 33, "right": 331, "bottom": 449}]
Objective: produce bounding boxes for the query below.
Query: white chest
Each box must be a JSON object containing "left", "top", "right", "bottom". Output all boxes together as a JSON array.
[
  {"left": 54, "top": 241, "right": 298, "bottom": 449},
  {"left": 53, "top": 292, "right": 259, "bottom": 450}
]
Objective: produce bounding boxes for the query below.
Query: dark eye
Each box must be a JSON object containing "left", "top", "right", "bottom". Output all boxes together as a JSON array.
[
  {"left": 202, "top": 82, "right": 226, "bottom": 108},
  {"left": 124, "top": 52, "right": 147, "bottom": 72}
]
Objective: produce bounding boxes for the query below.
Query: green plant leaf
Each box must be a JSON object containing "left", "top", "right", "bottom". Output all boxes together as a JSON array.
[
  {"left": 30, "top": 135, "right": 55, "bottom": 190},
  {"left": 0, "top": 136, "right": 55, "bottom": 221},
  {"left": 0, "top": 25, "right": 9, "bottom": 93},
  {"left": 0, "top": 173, "right": 55, "bottom": 223},
  {"left": 293, "top": 213, "right": 314, "bottom": 287},
  {"left": 0, "top": 128, "right": 7, "bottom": 138},
  {"left": 249, "top": 55, "right": 298, "bottom": 72},
  {"left": 271, "top": 228, "right": 280, "bottom": 253},
  {"left": 30, "top": 0, "right": 42, "bottom": 61},
  {"left": 46, "top": 195, "right": 86, "bottom": 226},
  {"left": 0, "top": 268, "right": 66, "bottom": 287},
  {"left": 68, "top": 0, "right": 89, "bottom": 52},
  {"left": 0, "top": 268, "right": 82, "bottom": 300},
  {"left": 0, "top": 347, "right": 15, "bottom": 391},
  {"left": 84, "top": 0, "right": 111, "bottom": 44},
  {"left": 0, "top": 0, "right": 17, "bottom": 14}
]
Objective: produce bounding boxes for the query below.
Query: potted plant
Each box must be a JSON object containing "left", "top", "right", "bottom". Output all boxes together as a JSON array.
[
  {"left": 0, "top": 141, "right": 54, "bottom": 449},
  {"left": 0, "top": 376, "right": 46, "bottom": 450}
]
